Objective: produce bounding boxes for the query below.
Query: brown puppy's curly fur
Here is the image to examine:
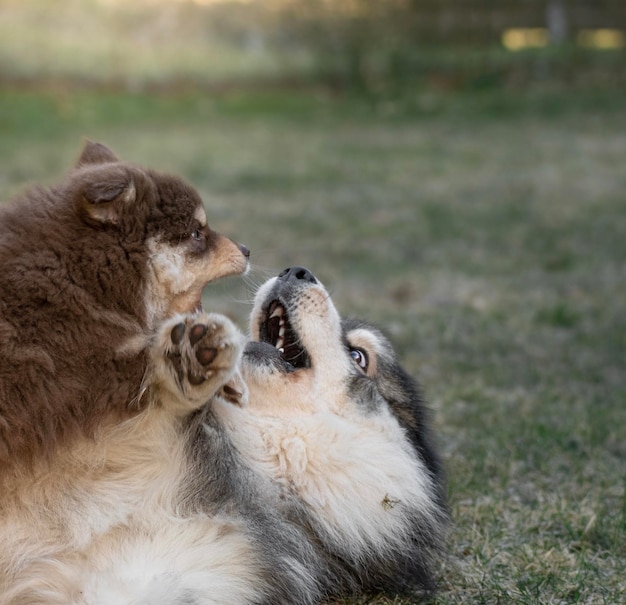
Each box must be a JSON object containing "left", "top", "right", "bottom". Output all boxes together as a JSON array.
[{"left": 0, "top": 141, "right": 249, "bottom": 467}]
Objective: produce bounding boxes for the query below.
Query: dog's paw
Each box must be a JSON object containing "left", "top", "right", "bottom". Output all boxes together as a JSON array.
[{"left": 152, "top": 312, "right": 243, "bottom": 411}]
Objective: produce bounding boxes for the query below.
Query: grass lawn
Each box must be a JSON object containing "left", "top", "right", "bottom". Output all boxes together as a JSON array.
[{"left": 1, "top": 87, "right": 624, "bottom": 604}]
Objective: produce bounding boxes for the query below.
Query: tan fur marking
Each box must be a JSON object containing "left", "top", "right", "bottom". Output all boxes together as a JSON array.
[{"left": 146, "top": 235, "right": 247, "bottom": 322}]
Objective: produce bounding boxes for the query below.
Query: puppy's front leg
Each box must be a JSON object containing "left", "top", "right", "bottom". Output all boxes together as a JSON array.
[{"left": 149, "top": 313, "right": 245, "bottom": 413}]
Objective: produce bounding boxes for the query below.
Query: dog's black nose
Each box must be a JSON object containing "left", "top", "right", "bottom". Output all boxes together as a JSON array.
[
  {"left": 239, "top": 244, "right": 251, "bottom": 259},
  {"left": 278, "top": 266, "right": 317, "bottom": 284}
]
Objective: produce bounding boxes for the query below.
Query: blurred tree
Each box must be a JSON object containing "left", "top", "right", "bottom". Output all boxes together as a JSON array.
[
  {"left": 266, "top": 0, "right": 421, "bottom": 91},
  {"left": 262, "top": 0, "right": 625, "bottom": 93},
  {"left": 547, "top": 0, "right": 569, "bottom": 43}
]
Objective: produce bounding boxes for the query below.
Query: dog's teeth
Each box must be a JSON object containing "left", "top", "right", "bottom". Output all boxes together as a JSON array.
[
  {"left": 278, "top": 323, "right": 285, "bottom": 339},
  {"left": 269, "top": 306, "right": 283, "bottom": 319},
  {"left": 276, "top": 336, "right": 284, "bottom": 350},
  {"left": 278, "top": 347, "right": 285, "bottom": 354}
]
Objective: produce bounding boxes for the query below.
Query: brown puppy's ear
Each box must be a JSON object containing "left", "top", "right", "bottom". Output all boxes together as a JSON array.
[
  {"left": 76, "top": 141, "right": 119, "bottom": 167},
  {"left": 79, "top": 168, "right": 136, "bottom": 226}
]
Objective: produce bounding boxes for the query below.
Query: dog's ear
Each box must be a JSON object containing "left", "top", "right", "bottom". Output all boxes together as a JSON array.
[
  {"left": 78, "top": 166, "right": 136, "bottom": 226},
  {"left": 76, "top": 141, "right": 119, "bottom": 167}
]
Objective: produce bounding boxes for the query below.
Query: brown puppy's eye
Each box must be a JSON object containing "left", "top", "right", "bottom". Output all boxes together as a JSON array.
[
  {"left": 350, "top": 348, "right": 368, "bottom": 371},
  {"left": 187, "top": 226, "right": 208, "bottom": 254}
]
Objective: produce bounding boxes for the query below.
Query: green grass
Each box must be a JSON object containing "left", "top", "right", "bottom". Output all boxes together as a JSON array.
[{"left": 1, "top": 88, "right": 624, "bottom": 604}]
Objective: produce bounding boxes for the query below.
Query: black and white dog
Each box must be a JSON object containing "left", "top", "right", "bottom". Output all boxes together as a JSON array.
[{"left": 78, "top": 267, "right": 447, "bottom": 604}]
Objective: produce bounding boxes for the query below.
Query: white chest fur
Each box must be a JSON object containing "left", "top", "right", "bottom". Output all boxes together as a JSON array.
[{"left": 216, "top": 401, "right": 438, "bottom": 559}]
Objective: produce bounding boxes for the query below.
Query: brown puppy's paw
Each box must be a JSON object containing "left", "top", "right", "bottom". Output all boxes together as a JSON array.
[{"left": 153, "top": 313, "right": 243, "bottom": 411}]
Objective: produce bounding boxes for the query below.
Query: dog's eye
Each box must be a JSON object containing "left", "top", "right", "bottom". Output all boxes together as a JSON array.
[
  {"left": 188, "top": 227, "right": 208, "bottom": 254},
  {"left": 350, "top": 348, "right": 368, "bottom": 371}
]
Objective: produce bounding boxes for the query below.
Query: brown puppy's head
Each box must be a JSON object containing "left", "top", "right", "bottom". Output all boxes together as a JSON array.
[
  {"left": 68, "top": 142, "right": 249, "bottom": 326},
  {"left": 0, "top": 142, "right": 249, "bottom": 464}
]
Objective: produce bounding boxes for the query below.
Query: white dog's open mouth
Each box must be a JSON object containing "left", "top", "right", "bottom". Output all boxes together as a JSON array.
[{"left": 259, "top": 300, "right": 310, "bottom": 371}]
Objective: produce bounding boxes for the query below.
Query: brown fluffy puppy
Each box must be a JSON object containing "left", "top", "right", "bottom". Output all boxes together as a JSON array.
[
  {"left": 0, "top": 142, "right": 249, "bottom": 600},
  {"left": 0, "top": 141, "right": 248, "bottom": 465}
]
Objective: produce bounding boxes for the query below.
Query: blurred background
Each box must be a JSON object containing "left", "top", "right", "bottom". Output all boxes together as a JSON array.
[
  {"left": 1, "top": 0, "right": 626, "bottom": 93},
  {"left": 1, "top": 1, "right": 625, "bottom": 603}
]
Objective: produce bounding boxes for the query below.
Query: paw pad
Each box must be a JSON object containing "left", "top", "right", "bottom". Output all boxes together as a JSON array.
[
  {"left": 188, "top": 323, "right": 208, "bottom": 346},
  {"left": 163, "top": 315, "right": 239, "bottom": 395}
]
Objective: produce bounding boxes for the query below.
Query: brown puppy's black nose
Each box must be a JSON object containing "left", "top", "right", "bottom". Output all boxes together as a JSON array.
[
  {"left": 239, "top": 244, "right": 251, "bottom": 259},
  {"left": 278, "top": 266, "right": 317, "bottom": 284}
]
